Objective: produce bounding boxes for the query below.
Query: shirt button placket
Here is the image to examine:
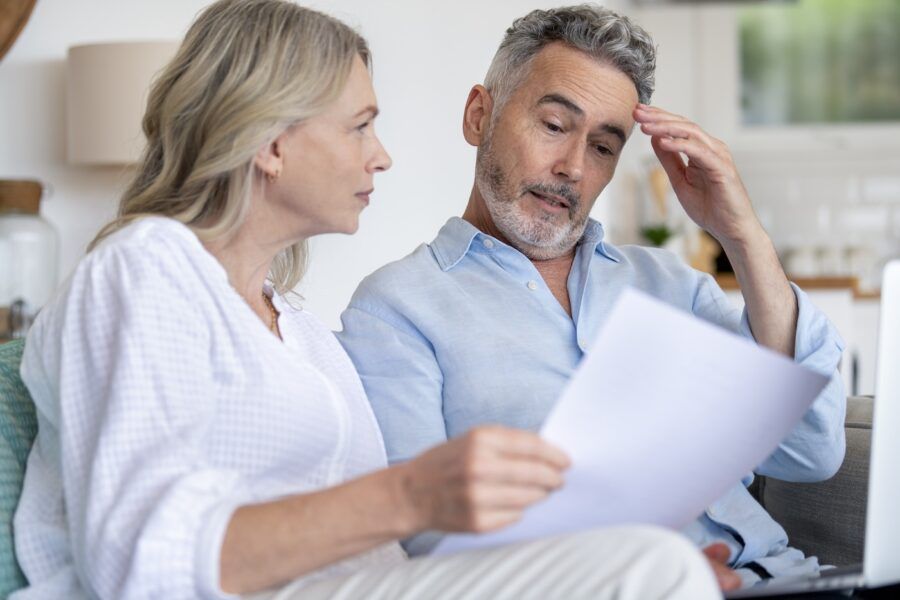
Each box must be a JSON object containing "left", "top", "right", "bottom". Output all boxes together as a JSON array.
[{"left": 527, "top": 280, "right": 538, "bottom": 291}]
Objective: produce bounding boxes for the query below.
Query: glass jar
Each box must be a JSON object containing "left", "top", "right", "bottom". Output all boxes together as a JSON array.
[{"left": 0, "top": 180, "right": 59, "bottom": 340}]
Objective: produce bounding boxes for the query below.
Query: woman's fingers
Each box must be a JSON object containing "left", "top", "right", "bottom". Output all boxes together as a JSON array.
[
  {"left": 405, "top": 426, "right": 570, "bottom": 534},
  {"left": 467, "top": 481, "right": 554, "bottom": 512},
  {"left": 472, "top": 426, "right": 571, "bottom": 470},
  {"left": 469, "top": 455, "right": 565, "bottom": 490},
  {"left": 466, "top": 508, "right": 523, "bottom": 532}
]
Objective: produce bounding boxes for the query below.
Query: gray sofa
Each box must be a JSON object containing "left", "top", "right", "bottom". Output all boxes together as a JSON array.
[{"left": 751, "top": 395, "right": 871, "bottom": 567}]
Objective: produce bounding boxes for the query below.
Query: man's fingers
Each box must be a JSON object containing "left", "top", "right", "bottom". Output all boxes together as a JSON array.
[
  {"left": 653, "top": 135, "right": 720, "bottom": 173},
  {"left": 650, "top": 136, "right": 686, "bottom": 183},
  {"left": 640, "top": 120, "right": 716, "bottom": 150},
  {"left": 707, "top": 559, "right": 741, "bottom": 591},
  {"left": 702, "top": 542, "right": 731, "bottom": 563},
  {"left": 702, "top": 543, "right": 741, "bottom": 591},
  {"left": 641, "top": 118, "right": 721, "bottom": 172},
  {"left": 634, "top": 103, "right": 690, "bottom": 123}
]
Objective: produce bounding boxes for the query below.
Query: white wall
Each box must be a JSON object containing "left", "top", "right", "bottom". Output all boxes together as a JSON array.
[{"left": 1, "top": 0, "right": 643, "bottom": 330}]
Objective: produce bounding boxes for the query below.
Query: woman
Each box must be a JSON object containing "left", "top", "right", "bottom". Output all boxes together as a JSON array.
[{"left": 12, "top": 1, "right": 721, "bottom": 598}]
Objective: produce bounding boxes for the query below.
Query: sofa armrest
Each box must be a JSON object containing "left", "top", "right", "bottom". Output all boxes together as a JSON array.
[{"left": 756, "top": 396, "right": 872, "bottom": 567}]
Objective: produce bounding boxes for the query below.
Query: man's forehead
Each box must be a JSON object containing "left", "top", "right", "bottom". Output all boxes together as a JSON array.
[{"left": 518, "top": 44, "right": 638, "bottom": 119}]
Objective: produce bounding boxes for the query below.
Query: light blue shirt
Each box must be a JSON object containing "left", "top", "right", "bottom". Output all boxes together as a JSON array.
[{"left": 336, "top": 217, "right": 846, "bottom": 579}]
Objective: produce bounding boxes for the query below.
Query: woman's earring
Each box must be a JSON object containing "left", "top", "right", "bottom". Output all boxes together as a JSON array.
[{"left": 266, "top": 169, "right": 280, "bottom": 183}]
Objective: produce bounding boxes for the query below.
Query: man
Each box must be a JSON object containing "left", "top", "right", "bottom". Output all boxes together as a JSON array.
[{"left": 336, "top": 5, "right": 845, "bottom": 590}]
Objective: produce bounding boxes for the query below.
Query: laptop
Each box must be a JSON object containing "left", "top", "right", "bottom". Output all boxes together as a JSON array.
[{"left": 726, "top": 260, "right": 900, "bottom": 598}]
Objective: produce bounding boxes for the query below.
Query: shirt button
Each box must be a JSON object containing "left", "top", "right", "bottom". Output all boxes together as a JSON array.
[
  {"left": 527, "top": 280, "right": 538, "bottom": 291},
  {"left": 482, "top": 238, "right": 494, "bottom": 249}
]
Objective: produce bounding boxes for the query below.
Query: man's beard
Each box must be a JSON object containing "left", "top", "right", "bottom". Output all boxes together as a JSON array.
[{"left": 475, "top": 133, "right": 590, "bottom": 261}]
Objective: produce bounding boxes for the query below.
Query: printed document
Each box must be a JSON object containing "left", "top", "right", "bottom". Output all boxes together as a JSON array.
[{"left": 435, "top": 288, "right": 830, "bottom": 555}]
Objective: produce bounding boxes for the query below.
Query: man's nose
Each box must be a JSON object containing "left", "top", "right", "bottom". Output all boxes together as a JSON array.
[{"left": 551, "top": 140, "right": 585, "bottom": 182}]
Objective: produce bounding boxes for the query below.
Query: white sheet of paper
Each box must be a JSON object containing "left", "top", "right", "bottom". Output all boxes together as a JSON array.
[{"left": 435, "top": 287, "right": 830, "bottom": 555}]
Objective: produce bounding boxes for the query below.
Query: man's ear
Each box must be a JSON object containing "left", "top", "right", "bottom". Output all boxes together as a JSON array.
[
  {"left": 462, "top": 85, "right": 494, "bottom": 147},
  {"left": 253, "top": 132, "right": 286, "bottom": 179}
]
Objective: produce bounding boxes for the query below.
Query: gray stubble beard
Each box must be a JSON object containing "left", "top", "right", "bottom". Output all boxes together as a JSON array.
[{"left": 474, "top": 134, "right": 590, "bottom": 260}]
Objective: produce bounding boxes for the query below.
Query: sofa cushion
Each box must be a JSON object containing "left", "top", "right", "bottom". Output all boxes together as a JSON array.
[
  {"left": 759, "top": 396, "right": 872, "bottom": 567},
  {"left": 0, "top": 339, "right": 36, "bottom": 596}
]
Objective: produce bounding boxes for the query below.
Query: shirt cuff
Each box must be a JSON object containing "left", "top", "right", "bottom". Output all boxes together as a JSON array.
[
  {"left": 195, "top": 496, "right": 245, "bottom": 599},
  {"left": 739, "top": 282, "right": 845, "bottom": 371}
]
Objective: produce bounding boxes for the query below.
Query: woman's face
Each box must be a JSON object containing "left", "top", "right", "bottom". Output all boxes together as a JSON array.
[{"left": 266, "top": 55, "right": 392, "bottom": 237}]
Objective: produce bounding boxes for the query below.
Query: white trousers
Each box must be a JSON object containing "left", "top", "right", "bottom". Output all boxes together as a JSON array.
[{"left": 247, "top": 526, "right": 721, "bottom": 600}]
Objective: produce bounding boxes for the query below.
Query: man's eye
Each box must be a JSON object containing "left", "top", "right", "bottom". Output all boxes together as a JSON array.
[
  {"left": 544, "top": 121, "right": 563, "bottom": 133},
  {"left": 595, "top": 144, "right": 613, "bottom": 156}
]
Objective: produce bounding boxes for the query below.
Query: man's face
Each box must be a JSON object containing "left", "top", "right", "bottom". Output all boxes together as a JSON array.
[{"left": 475, "top": 43, "right": 638, "bottom": 259}]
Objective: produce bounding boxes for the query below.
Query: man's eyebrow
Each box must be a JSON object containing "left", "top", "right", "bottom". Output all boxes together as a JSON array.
[
  {"left": 353, "top": 105, "right": 379, "bottom": 119},
  {"left": 536, "top": 93, "right": 627, "bottom": 145},
  {"left": 600, "top": 124, "right": 626, "bottom": 145},
  {"left": 537, "top": 93, "right": 583, "bottom": 116}
]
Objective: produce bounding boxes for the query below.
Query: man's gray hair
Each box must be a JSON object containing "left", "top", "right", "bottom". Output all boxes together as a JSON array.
[{"left": 484, "top": 4, "right": 657, "bottom": 111}]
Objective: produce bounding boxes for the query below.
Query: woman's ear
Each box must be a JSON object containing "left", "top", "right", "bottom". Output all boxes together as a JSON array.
[
  {"left": 254, "top": 133, "right": 286, "bottom": 180},
  {"left": 462, "top": 85, "right": 495, "bottom": 147}
]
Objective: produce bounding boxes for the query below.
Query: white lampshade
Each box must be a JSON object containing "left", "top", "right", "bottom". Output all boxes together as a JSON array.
[{"left": 66, "top": 41, "right": 178, "bottom": 165}]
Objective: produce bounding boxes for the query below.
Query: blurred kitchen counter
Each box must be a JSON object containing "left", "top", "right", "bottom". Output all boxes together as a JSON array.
[{"left": 715, "top": 274, "right": 879, "bottom": 300}]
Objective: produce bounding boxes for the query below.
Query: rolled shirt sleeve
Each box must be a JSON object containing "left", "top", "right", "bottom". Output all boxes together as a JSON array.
[{"left": 692, "top": 275, "right": 846, "bottom": 482}]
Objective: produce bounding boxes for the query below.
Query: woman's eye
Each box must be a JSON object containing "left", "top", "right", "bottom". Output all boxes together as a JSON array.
[{"left": 356, "top": 121, "right": 371, "bottom": 132}]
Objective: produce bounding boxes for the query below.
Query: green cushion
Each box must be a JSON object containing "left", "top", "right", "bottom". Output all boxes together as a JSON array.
[{"left": 0, "top": 339, "right": 36, "bottom": 596}]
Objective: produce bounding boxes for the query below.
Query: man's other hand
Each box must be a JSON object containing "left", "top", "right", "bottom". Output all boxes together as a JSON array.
[{"left": 703, "top": 542, "right": 742, "bottom": 591}]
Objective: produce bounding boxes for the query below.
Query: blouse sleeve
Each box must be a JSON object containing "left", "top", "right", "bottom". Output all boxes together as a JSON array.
[{"left": 24, "top": 241, "right": 244, "bottom": 599}]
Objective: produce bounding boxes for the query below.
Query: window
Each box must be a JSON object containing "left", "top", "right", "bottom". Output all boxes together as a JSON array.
[{"left": 740, "top": 0, "right": 900, "bottom": 125}]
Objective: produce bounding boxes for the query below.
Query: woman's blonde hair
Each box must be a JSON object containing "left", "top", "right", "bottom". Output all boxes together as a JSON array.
[{"left": 89, "top": 0, "right": 370, "bottom": 294}]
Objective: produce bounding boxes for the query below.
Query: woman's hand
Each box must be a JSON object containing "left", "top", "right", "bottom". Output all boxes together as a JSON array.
[
  {"left": 220, "top": 427, "right": 567, "bottom": 593},
  {"left": 394, "top": 426, "right": 571, "bottom": 534}
]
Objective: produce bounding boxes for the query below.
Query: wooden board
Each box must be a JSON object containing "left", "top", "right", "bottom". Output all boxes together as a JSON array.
[{"left": 0, "top": 0, "right": 37, "bottom": 62}]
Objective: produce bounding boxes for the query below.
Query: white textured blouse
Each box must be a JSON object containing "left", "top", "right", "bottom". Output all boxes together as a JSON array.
[{"left": 12, "top": 217, "right": 406, "bottom": 599}]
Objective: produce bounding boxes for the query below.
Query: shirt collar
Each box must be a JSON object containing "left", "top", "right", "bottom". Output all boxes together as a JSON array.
[
  {"left": 580, "top": 219, "right": 621, "bottom": 263},
  {"left": 430, "top": 217, "right": 620, "bottom": 272}
]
